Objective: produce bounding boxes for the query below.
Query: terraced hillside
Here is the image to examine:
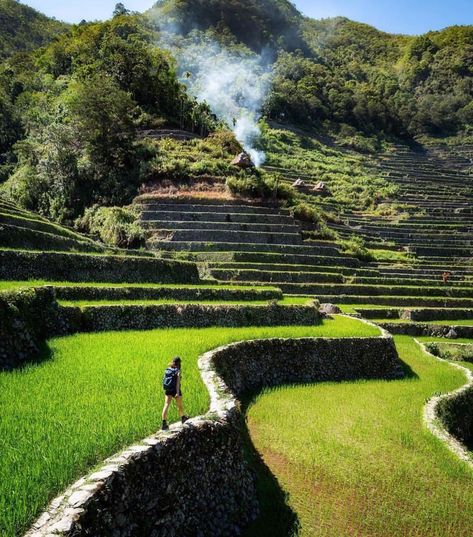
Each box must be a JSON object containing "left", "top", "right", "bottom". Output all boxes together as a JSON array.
[
  {"left": 0, "top": 197, "right": 105, "bottom": 253},
  {"left": 135, "top": 138, "right": 473, "bottom": 314}
]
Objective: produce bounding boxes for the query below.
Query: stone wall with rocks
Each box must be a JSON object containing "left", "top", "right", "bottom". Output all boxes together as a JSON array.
[
  {"left": 71, "top": 303, "right": 320, "bottom": 332},
  {"left": 437, "top": 386, "right": 473, "bottom": 449},
  {"left": 54, "top": 285, "right": 283, "bottom": 302},
  {"left": 27, "top": 329, "right": 403, "bottom": 537},
  {"left": 379, "top": 322, "right": 473, "bottom": 339},
  {"left": 0, "top": 287, "right": 76, "bottom": 370},
  {"left": 405, "top": 309, "right": 473, "bottom": 322},
  {"left": 0, "top": 250, "right": 199, "bottom": 284}
]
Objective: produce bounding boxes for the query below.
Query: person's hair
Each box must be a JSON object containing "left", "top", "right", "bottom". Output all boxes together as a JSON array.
[{"left": 169, "top": 356, "right": 181, "bottom": 368}]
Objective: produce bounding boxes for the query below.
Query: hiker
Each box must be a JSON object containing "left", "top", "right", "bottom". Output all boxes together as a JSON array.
[
  {"left": 442, "top": 271, "right": 452, "bottom": 284},
  {"left": 161, "top": 356, "right": 189, "bottom": 431}
]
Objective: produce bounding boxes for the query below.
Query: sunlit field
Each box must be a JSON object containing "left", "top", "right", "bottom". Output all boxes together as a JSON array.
[
  {"left": 0, "top": 316, "right": 375, "bottom": 537},
  {"left": 247, "top": 336, "right": 473, "bottom": 537}
]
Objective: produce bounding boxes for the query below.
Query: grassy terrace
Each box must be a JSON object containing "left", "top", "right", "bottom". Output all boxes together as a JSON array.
[
  {"left": 247, "top": 336, "right": 473, "bottom": 537},
  {"left": 0, "top": 281, "right": 279, "bottom": 291},
  {"left": 59, "top": 297, "right": 309, "bottom": 307},
  {"left": 0, "top": 317, "right": 374, "bottom": 537}
]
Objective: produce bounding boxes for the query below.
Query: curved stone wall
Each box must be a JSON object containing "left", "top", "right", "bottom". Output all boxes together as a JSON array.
[
  {"left": 27, "top": 330, "right": 403, "bottom": 537},
  {"left": 419, "top": 340, "right": 473, "bottom": 469}
]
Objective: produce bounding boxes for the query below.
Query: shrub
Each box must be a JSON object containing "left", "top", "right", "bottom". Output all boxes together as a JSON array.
[
  {"left": 226, "top": 171, "right": 294, "bottom": 200},
  {"left": 339, "top": 235, "right": 374, "bottom": 262},
  {"left": 75, "top": 205, "right": 146, "bottom": 248},
  {"left": 289, "top": 203, "right": 322, "bottom": 225}
]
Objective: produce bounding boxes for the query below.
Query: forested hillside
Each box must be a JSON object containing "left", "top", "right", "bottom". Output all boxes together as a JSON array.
[
  {"left": 152, "top": 0, "right": 473, "bottom": 137},
  {"left": 0, "top": 0, "right": 67, "bottom": 59},
  {"left": 1, "top": 0, "right": 473, "bottom": 230}
]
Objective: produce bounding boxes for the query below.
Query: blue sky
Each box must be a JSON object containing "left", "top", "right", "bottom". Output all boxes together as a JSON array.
[{"left": 21, "top": 0, "right": 473, "bottom": 35}]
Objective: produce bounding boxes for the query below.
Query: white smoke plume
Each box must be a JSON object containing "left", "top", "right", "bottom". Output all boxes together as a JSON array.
[{"left": 160, "top": 33, "right": 273, "bottom": 167}]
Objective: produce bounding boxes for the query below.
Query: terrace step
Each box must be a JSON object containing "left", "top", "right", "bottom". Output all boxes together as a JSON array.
[
  {"left": 276, "top": 283, "right": 473, "bottom": 298},
  {"left": 209, "top": 268, "right": 344, "bottom": 284},
  {"left": 147, "top": 229, "right": 304, "bottom": 246},
  {"left": 143, "top": 220, "right": 300, "bottom": 234},
  {"left": 141, "top": 212, "right": 295, "bottom": 224},
  {"left": 206, "top": 262, "right": 380, "bottom": 277},
  {"left": 150, "top": 241, "right": 343, "bottom": 256},
  {"left": 185, "top": 251, "right": 361, "bottom": 268},
  {"left": 138, "top": 202, "right": 290, "bottom": 215}
]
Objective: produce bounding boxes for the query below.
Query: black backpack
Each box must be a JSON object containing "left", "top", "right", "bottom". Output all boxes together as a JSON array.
[{"left": 162, "top": 367, "right": 178, "bottom": 391}]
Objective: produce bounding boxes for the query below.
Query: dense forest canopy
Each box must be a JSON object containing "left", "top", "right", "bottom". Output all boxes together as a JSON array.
[
  {"left": 0, "top": 0, "right": 68, "bottom": 59},
  {"left": 151, "top": 0, "right": 473, "bottom": 137},
  {"left": 1, "top": 0, "right": 472, "bottom": 224}
]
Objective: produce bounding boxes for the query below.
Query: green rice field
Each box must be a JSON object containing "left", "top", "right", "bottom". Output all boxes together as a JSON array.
[
  {"left": 0, "top": 316, "right": 374, "bottom": 537},
  {"left": 247, "top": 336, "right": 473, "bottom": 537}
]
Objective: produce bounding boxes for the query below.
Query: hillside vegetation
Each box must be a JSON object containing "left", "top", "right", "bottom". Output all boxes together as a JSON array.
[
  {"left": 0, "top": 0, "right": 472, "bottom": 229},
  {"left": 0, "top": 0, "right": 68, "bottom": 59},
  {"left": 153, "top": 0, "right": 473, "bottom": 137}
]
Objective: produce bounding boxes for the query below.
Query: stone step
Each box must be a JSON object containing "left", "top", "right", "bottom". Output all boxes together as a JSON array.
[
  {"left": 209, "top": 268, "right": 344, "bottom": 284},
  {"left": 150, "top": 241, "right": 344, "bottom": 256},
  {"left": 138, "top": 202, "right": 289, "bottom": 215},
  {"left": 277, "top": 283, "right": 473, "bottom": 298},
  {"left": 143, "top": 220, "right": 300, "bottom": 234},
  {"left": 140, "top": 211, "right": 295, "bottom": 224},
  {"left": 148, "top": 229, "right": 304, "bottom": 246},
  {"left": 206, "top": 262, "right": 380, "bottom": 277}
]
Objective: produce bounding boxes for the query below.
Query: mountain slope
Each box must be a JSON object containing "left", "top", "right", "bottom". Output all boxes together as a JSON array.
[{"left": 0, "top": 0, "right": 68, "bottom": 59}]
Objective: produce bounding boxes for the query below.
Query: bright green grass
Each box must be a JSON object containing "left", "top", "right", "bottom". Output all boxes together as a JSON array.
[
  {"left": 59, "top": 297, "right": 310, "bottom": 307},
  {"left": 247, "top": 336, "right": 473, "bottom": 537},
  {"left": 0, "top": 281, "right": 279, "bottom": 292},
  {"left": 0, "top": 316, "right": 376, "bottom": 537}
]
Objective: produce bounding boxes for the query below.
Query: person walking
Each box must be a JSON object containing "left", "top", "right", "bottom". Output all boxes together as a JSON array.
[{"left": 161, "top": 356, "right": 189, "bottom": 431}]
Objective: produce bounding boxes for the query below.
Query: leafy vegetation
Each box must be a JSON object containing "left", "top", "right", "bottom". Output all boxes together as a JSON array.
[
  {"left": 247, "top": 336, "right": 473, "bottom": 536},
  {"left": 0, "top": 0, "right": 68, "bottom": 59},
  {"left": 0, "top": 13, "right": 216, "bottom": 222},
  {"left": 425, "top": 341, "right": 473, "bottom": 362},
  {"left": 76, "top": 205, "right": 146, "bottom": 248},
  {"left": 0, "top": 317, "right": 372, "bottom": 537}
]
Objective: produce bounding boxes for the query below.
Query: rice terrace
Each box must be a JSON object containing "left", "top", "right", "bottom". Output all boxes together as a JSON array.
[{"left": 1, "top": 0, "right": 473, "bottom": 535}]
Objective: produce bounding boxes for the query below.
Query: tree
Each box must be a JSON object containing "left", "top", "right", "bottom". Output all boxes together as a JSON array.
[{"left": 113, "top": 3, "right": 129, "bottom": 17}]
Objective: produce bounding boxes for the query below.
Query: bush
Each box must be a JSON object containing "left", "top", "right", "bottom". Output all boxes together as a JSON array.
[
  {"left": 226, "top": 171, "right": 294, "bottom": 200},
  {"left": 339, "top": 235, "right": 374, "bottom": 262},
  {"left": 76, "top": 205, "right": 146, "bottom": 248},
  {"left": 289, "top": 203, "right": 322, "bottom": 225}
]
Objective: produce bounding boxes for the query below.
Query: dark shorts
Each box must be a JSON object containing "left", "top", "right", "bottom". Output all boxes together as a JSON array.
[{"left": 165, "top": 390, "right": 182, "bottom": 398}]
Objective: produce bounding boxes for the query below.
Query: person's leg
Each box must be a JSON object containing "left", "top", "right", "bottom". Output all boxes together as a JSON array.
[
  {"left": 162, "top": 395, "right": 173, "bottom": 421},
  {"left": 175, "top": 395, "right": 185, "bottom": 418}
]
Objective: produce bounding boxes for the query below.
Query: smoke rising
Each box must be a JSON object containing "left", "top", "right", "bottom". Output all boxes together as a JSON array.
[{"left": 159, "top": 32, "right": 273, "bottom": 166}]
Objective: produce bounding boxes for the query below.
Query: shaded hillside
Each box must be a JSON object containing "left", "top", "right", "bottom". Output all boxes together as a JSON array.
[
  {"left": 150, "top": 0, "right": 306, "bottom": 52},
  {"left": 150, "top": 0, "right": 473, "bottom": 137},
  {"left": 0, "top": 0, "right": 68, "bottom": 59}
]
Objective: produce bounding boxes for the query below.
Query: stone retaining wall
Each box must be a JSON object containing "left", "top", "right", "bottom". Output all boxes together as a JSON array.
[
  {"left": 437, "top": 387, "right": 473, "bottom": 449},
  {"left": 405, "top": 309, "right": 473, "bottom": 322},
  {"left": 55, "top": 285, "right": 283, "bottom": 302},
  {"left": 0, "top": 250, "right": 199, "bottom": 284},
  {"left": 0, "top": 288, "right": 75, "bottom": 370},
  {"left": 72, "top": 303, "right": 320, "bottom": 332},
  {"left": 27, "top": 330, "right": 403, "bottom": 537},
  {"left": 379, "top": 322, "right": 473, "bottom": 338}
]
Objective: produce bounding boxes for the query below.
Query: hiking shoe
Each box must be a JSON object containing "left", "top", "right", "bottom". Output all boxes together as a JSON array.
[
  {"left": 181, "top": 416, "right": 189, "bottom": 424},
  {"left": 161, "top": 420, "right": 169, "bottom": 431}
]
